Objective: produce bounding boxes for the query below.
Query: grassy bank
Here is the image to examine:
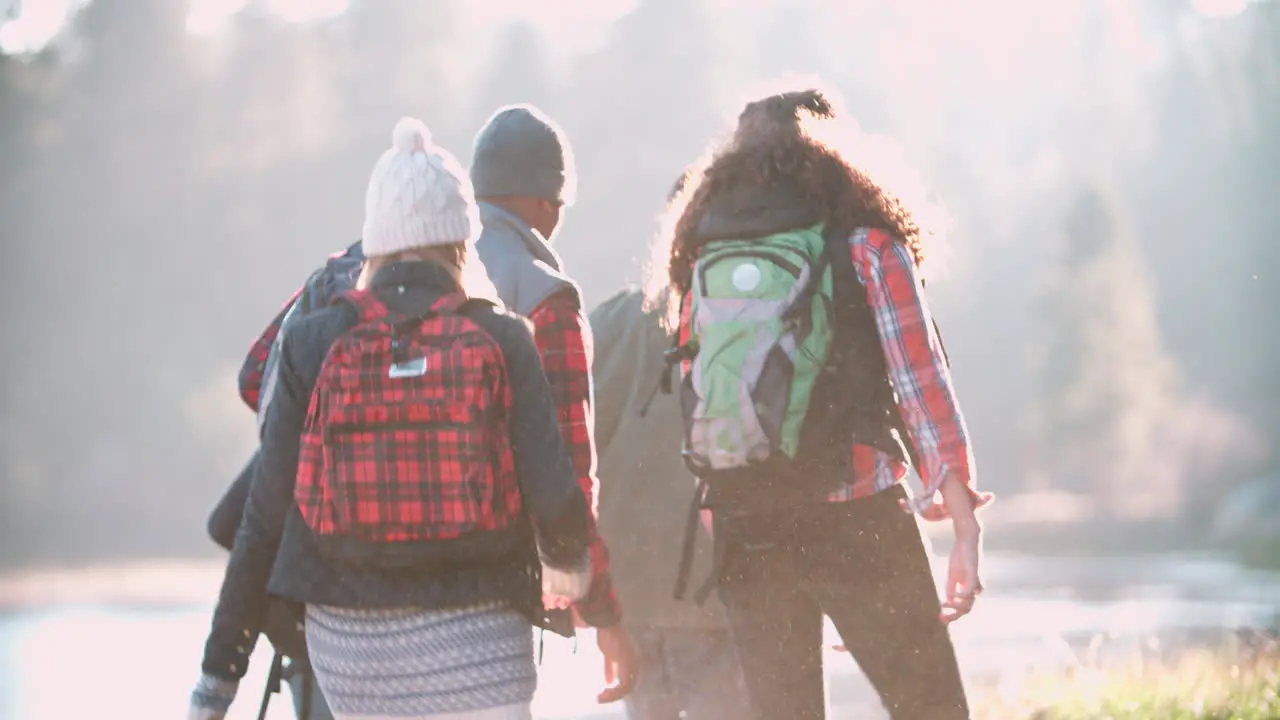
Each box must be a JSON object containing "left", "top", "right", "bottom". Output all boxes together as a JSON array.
[{"left": 975, "top": 639, "right": 1280, "bottom": 719}]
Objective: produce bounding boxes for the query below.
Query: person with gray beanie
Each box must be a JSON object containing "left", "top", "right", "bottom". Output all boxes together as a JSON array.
[{"left": 471, "top": 104, "right": 642, "bottom": 704}]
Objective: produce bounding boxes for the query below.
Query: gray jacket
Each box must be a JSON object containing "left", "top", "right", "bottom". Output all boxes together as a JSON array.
[{"left": 474, "top": 201, "right": 578, "bottom": 315}]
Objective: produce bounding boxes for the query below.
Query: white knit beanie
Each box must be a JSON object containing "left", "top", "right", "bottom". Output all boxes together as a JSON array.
[{"left": 361, "top": 117, "right": 479, "bottom": 258}]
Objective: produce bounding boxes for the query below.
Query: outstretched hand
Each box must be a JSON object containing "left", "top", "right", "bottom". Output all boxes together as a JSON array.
[
  {"left": 939, "top": 520, "right": 983, "bottom": 625},
  {"left": 595, "top": 625, "right": 641, "bottom": 703}
]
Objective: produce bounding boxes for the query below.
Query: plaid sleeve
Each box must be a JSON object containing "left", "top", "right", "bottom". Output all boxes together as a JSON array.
[
  {"left": 853, "top": 229, "right": 991, "bottom": 516},
  {"left": 237, "top": 286, "right": 304, "bottom": 412},
  {"left": 529, "top": 290, "right": 622, "bottom": 627}
]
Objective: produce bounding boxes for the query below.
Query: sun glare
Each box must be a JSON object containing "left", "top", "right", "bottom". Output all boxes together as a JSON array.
[
  {"left": 185, "top": 0, "right": 350, "bottom": 38},
  {"left": 0, "top": 0, "right": 89, "bottom": 55},
  {"left": 261, "top": 0, "right": 349, "bottom": 25},
  {"left": 184, "top": 0, "right": 248, "bottom": 38},
  {"left": 1194, "top": 0, "right": 1253, "bottom": 17}
]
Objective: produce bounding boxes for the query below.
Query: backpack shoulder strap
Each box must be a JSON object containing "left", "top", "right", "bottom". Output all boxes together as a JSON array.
[
  {"left": 337, "top": 288, "right": 392, "bottom": 325},
  {"left": 457, "top": 296, "right": 498, "bottom": 312},
  {"left": 657, "top": 289, "right": 691, "bottom": 397},
  {"left": 781, "top": 229, "right": 833, "bottom": 324},
  {"left": 454, "top": 297, "right": 501, "bottom": 329},
  {"left": 822, "top": 225, "right": 867, "bottom": 317},
  {"left": 438, "top": 292, "right": 487, "bottom": 315}
]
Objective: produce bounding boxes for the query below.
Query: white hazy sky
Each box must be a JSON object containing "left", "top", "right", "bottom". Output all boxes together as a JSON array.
[
  {"left": 1, "top": 0, "right": 1269, "bottom": 58},
  {"left": 2, "top": 0, "right": 658, "bottom": 56}
]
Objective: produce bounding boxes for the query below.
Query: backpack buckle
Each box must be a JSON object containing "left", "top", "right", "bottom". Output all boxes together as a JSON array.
[
  {"left": 662, "top": 340, "right": 699, "bottom": 365},
  {"left": 659, "top": 341, "right": 699, "bottom": 395}
]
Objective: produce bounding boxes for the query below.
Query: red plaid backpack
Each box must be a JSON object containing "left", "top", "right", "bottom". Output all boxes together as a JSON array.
[{"left": 295, "top": 289, "right": 524, "bottom": 568}]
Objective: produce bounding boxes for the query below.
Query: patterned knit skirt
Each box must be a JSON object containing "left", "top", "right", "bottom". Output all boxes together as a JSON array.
[{"left": 304, "top": 603, "right": 537, "bottom": 720}]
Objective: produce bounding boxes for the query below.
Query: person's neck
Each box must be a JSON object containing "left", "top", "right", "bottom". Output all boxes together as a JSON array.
[{"left": 480, "top": 197, "right": 536, "bottom": 231}]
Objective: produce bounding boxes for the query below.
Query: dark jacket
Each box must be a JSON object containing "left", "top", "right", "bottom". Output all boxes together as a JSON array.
[
  {"left": 202, "top": 260, "right": 592, "bottom": 681},
  {"left": 207, "top": 453, "right": 309, "bottom": 660},
  {"left": 208, "top": 455, "right": 255, "bottom": 552}
]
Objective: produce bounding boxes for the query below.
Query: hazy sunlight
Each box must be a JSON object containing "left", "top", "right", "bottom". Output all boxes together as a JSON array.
[
  {"left": 1194, "top": 0, "right": 1253, "bottom": 17},
  {"left": 0, "top": 0, "right": 88, "bottom": 55}
]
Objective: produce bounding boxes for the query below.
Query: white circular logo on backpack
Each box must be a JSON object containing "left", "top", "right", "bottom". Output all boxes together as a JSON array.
[{"left": 732, "top": 263, "right": 762, "bottom": 292}]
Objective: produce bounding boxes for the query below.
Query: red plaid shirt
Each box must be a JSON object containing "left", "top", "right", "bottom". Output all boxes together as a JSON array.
[
  {"left": 238, "top": 287, "right": 304, "bottom": 412},
  {"left": 529, "top": 289, "right": 622, "bottom": 627},
  {"left": 680, "top": 228, "right": 990, "bottom": 517}
]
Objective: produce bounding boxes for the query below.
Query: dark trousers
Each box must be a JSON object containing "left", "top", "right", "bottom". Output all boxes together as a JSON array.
[
  {"left": 716, "top": 486, "right": 970, "bottom": 720},
  {"left": 623, "top": 627, "right": 752, "bottom": 719},
  {"left": 285, "top": 659, "right": 335, "bottom": 720}
]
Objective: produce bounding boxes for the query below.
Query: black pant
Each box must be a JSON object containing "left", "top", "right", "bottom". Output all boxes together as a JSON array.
[
  {"left": 285, "top": 659, "right": 334, "bottom": 720},
  {"left": 715, "top": 486, "right": 970, "bottom": 720}
]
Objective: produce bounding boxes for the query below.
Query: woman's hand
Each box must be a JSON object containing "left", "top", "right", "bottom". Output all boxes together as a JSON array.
[
  {"left": 940, "top": 517, "right": 983, "bottom": 625},
  {"left": 901, "top": 476, "right": 988, "bottom": 624},
  {"left": 596, "top": 625, "right": 641, "bottom": 703}
]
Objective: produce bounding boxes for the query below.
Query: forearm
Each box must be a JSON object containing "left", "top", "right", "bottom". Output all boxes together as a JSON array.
[
  {"left": 203, "top": 343, "right": 308, "bottom": 679},
  {"left": 939, "top": 474, "right": 981, "bottom": 538},
  {"left": 201, "top": 438, "right": 296, "bottom": 678},
  {"left": 503, "top": 321, "right": 593, "bottom": 562},
  {"left": 565, "top": 443, "right": 622, "bottom": 626},
  {"left": 529, "top": 293, "right": 622, "bottom": 626}
]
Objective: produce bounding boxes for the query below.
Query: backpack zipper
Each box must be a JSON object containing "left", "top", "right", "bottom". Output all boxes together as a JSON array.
[
  {"left": 321, "top": 420, "right": 485, "bottom": 505},
  {"left": 324, "top": 419, "right": 471, "bottom": 437},
  {"left": 697, "top": 248, "right": 803, "bottom": 294}
]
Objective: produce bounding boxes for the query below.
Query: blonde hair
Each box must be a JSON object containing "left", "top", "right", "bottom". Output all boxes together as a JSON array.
[{"left": 356, "top": 243, "right": 499, "bottom": 303}]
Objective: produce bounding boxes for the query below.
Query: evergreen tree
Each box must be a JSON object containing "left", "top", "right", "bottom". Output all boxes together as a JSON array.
[
  {"left": 1130, "top": 1, "right": 1279, "bottom": 463},
  {"left": 1026, "top": 184, "right": 1254, "bottom": 519},
  {"left": 0, "top": 0, "right": 222, "bottom": 564}
]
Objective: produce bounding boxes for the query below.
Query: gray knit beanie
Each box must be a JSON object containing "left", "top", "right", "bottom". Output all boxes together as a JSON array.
[{"left": 470, "top": 104, "right": 577, "bottom": 207}]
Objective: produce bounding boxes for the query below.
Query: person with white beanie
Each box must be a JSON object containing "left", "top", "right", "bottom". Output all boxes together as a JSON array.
[{"left": 189, "top": 117, "right": 602, "bottom": 720}]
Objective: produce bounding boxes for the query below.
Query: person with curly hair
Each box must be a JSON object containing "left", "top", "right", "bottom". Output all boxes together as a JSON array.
[{"left": 651, "top": 83, "right": 993, "bottom": 719}]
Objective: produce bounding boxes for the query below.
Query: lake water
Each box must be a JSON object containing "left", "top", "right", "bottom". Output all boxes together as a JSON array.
[{"left": 2, "top": 552, "right": 1277, "bottom": 719}]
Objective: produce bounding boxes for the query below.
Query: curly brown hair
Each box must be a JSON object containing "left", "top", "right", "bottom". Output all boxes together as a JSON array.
[{"left": 654, "top": 86, "right": 930, "bottom": 305}]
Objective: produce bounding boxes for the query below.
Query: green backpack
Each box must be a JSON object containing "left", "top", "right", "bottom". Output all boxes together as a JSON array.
[
  {"left": 673, "top": 224, "right": 835, "bottom": 474},
  {"left": 662, "top": 224, "right": 947, "bottom": 602},
  {"left": 662, "top": 224, "right": 842, "bottom": 603}
]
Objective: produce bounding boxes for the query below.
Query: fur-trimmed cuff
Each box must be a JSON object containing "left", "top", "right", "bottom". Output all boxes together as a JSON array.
[
  {"left": 541, "top": 553, "right": 592, "bottom": 602},
  {"left": 189, "top": 672, "right": 238, "bottom": 719}
]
